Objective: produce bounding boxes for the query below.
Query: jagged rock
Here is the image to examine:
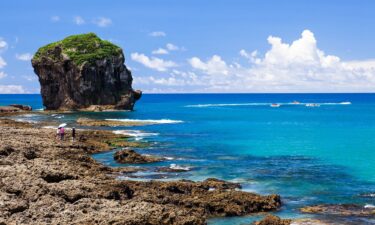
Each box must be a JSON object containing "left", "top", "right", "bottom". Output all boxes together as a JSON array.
[
  {"left": 9, "top": 104, "right": 32, "bottom": 111},
  {"left": 114, "top": 149, "right": 162, "bottom": 164},
  {"left": 31, "top": 33, "right": 141, "bottom": 111},
  {"left": 0, "top": 119, "right": 282, "bottom": 224},
  {"left": 300, "top": 204, "right": 375, "bottom": 217},
  {"left": 253, "top": 215, "right": 291, "bottom": 225},
  {"left": 0, "top": 106, "right": 22, "bottom": 113}
]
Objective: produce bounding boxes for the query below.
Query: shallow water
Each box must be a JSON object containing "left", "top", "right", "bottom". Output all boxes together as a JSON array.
[{"left": 2, "top": 93, "right": 375, "bottom": 224}]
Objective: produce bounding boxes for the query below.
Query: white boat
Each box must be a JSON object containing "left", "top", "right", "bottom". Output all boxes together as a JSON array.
[
  {"left": 291, "top": 101, "right": 301, "bottom": 104},
  {"left": 270, "top": 103, "right": 280, "bottom": 108},
  {"left": 305, "top": 103, "right": 320, "bottom": 107}
]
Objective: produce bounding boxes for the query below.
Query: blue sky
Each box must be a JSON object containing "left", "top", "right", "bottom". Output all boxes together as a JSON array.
[{"left": 1, "top": 0, "right": 375, "bottom": 93}]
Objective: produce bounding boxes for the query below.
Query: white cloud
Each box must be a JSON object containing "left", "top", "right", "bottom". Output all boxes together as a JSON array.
[
  {"left": 239, "top": 49, "right": 260, "bottom": 63},
  {"left": 22, "top": 75, "right": 37, "bottom": 81},
  {"left": 0, "top": 57, "right": 6, "bottom": 69},
  {"left": 0, "top": 85, "right": 25, "bottom": 94},
  {"left": 0, "top": 39, "right": 8, "bottom": 50},
  {"left": 137, "top": 29, "right": 375, "bottom": 93},
  {"left": 0, "top": 71, "right": 7, "bottom": 79},
  {"left": 149, "top": 31, "right": 166, "bottom": 37},
  {"left": 0, "top": 38, "right": 7, "bottom": 69},
  {"left": 51, "top": 16, "right": 60, "bottom": 22},
  {"left": 189, "top": 55, "right": 229, "bottom": 75},
  {"left": 16, "top": 53, "right": 33, "bottom": 61},
  {"left": 131, "top": 53, "right": 177, "bottom": 72},
  {"left": 93, "top": 17, "right": 112, "bottom": 27},
  {"left": 74, "top": 16, "right": 85, "bottom": 25},
  {"left": 166, "top": 43, "right": 179, "bottom": 51},
  {"left": 152, "top": 48, "right": 169, "bottom": 55}
]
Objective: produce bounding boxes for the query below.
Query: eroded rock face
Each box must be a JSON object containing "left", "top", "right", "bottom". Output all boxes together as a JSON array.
[
  {"left": 114, "top": 149, "right": 162, "bottom": 164},
  {"left": 253, "top": 215, "right": 291, "bottom": 225},
  {"left": 31, "top": 33, "right": 141, "bottom": 111},
  {"left": 300, "top": 204, "right": 375, "bottom": 217}
]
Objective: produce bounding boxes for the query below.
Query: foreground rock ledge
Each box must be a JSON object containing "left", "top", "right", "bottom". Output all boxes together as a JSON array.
[
  {"left": 0, "top": 119, "right": 281, "bottom": 224},
  {"left": 31, "top": 33, "right": 141, "bottom": 111}
]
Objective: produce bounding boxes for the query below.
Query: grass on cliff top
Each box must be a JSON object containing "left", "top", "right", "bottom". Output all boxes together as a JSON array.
[{"left": 33, "top": 33, "right": 122, "bottom": 65}]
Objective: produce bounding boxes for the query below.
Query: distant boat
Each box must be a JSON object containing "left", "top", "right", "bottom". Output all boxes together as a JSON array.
[
  {"left": 270, "top": 103, "right": 280, "bottom": 108},
  {"left": 292, "top": 101, "right": 300, "bottom": 104},
  {"left": 306, "top": 103, "right": 320, "bottom": 107}
]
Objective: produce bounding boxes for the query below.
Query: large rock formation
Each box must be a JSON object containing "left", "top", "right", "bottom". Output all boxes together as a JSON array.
[{"left": 32, "top": 33, "right": 141, "bottom": 111}]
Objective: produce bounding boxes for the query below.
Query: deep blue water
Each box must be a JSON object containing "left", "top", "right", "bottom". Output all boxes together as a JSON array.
[{"left": 2, "top": 93, "right": 375, "bottom": 224}]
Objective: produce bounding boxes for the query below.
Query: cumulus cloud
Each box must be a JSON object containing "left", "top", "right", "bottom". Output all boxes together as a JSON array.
[
  {"left": 166, "top": 43, "right": 179, "bottom": 51},
  {"left": 93, "top": 17, "right": 112, "bottom": 27},
  {"left": 131, "top": 53, "right": 177, "bottom": 72},
  {"left": 149, "top": 31, "right": 166, "bottom": 37},
  {"left": 0, "top": 85, "right": 25, "bottom": 94},
  {"left": 51, "top": 16, "right": 60, "bottom": 22},
  {"left": 138, "top": 29, "right": 375, "bottom": 92},
  {"left": 0, "top": 57, "right": 6, "bottom": 69},
  {"left": 0, "top": 38, "right": 7, "bottom": 69},
  {"left": 16, "top": 53, "right": 33, "bottom": 61},
  {"left": 189, "top": 55, "right": 229, "bottom": 75},
  {"left": 0, "top": 39, "right": 7, "bottom": 51},
  {"left": 0, "top": 71, "right": 7, "bottom": 79},
  {"left": 152, "top": 48, "right": 169, "bottom": 55},
  {"left": 151, "top": 43, "right": 183, "bottom": 55},
  {"left": 22, "top": 75, "right": 37, "bottom": 81},
  {"left": 74, "top": 16, "right": 85, "bottom": 25}
]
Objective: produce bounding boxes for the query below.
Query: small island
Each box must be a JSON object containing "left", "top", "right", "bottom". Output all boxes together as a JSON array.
[{"left": 32, "top": 33, "right": 141, "bottom": 111}]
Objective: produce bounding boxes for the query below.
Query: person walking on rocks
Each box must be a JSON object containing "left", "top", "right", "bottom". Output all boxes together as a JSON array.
[
  {"left": 56, "top": 127, "right": 61, "bottom": 140},
  {"left": 60, "top": 127, "right": 65, "bottom": 141},
  {"left": 72, "top": 127, "right": 76, "bottom": 142}
]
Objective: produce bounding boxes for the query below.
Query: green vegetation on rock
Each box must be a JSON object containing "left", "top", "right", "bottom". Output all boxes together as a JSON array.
[{"left": 33, "top": 33, "right": 122, "bottom": 65}]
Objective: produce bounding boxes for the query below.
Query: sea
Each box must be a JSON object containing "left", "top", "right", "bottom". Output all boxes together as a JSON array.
[{"left": 2, "top": 93, "right": 375, "bottom": 224}]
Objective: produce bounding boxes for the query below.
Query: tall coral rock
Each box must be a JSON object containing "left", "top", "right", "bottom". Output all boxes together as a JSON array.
[{"left": 32, "top": 33, "right": 141, "bottom": 110}]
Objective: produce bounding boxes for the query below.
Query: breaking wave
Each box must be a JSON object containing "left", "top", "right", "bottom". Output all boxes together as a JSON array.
[
  {"left": 186, "top": 102, "right": 351, "bottom": 108},
  {"left": 106, "top": 119, "right": 183, "bottom": 124},
  {"left": 113, "top": 130, "right": 159, "bottom": 139}
]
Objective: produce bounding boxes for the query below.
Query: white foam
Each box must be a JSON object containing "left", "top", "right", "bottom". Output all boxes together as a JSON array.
[
  {"left": 363, "top": 193, "right": 375, "bottom": 197},
  {"left": 164, "top": 157, "right": 174, "bottom": 160},
  {"left": 23, "top": 114, "right": 38, "bottom": 117},
  {"left": 42, "top": 126, "right": 57, "bottom": 129},
  {"left": 106, "top": 119, "right": 183, "bottom": 124},
  {"left": 186, "top": 101, "right": 352, "bottom": 108},
  {"left": 113, "top": 130, "right": 159, "bottom": 139},
  {"left": 364, "top": 204, "right": 375, "bottom": 209},
  {"left": 169, "top": 163, "right": 191, "bottom": 171},
  {"left": 15, "top": 118, "right": 38, "bottom": 124},
  {"left": 185, "top": 103, "right": 269, "bottom": 107}
]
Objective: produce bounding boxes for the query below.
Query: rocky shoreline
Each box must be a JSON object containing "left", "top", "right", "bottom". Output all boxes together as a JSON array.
[{"left": 0, "top": 118, "right": 283, "bottom": 224}]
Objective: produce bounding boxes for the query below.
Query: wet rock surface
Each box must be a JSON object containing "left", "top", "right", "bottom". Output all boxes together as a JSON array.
[
  {"left": 300, "top": 204, "right": 375, "bottom": 217},
  {"left": 0, "top": 105, "right": 32, "bottom": 113},
  {"left": 253, "top": 215, "right": 291, "bottom": 225},
  {"left": 114, "top": 149, "right": 162, "bottom": 164},
  {"left": 0, "top": 118, "right": 282, "bottom": 224}
]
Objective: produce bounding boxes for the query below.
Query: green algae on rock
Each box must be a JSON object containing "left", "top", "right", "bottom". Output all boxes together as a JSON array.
[{"left": 33, "top": 33, "right": 122, "bottom": 66}]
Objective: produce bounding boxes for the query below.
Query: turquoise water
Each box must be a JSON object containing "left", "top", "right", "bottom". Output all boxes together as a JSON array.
[{"left": 2, "top": 93, "right": 375, "bottom": 224}]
